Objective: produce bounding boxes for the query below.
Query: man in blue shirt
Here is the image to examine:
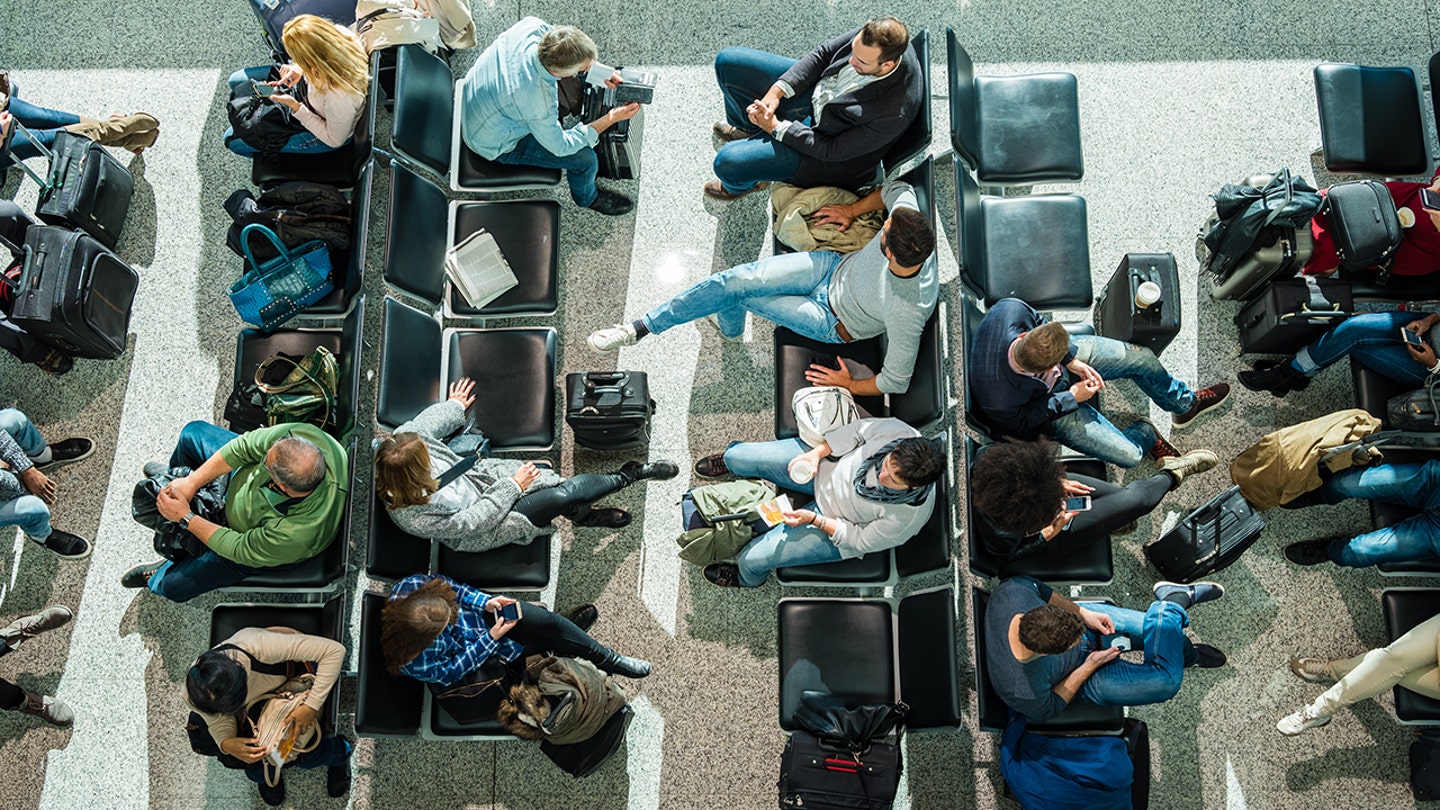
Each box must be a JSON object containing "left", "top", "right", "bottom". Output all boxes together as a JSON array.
[{"left": 459, "top": 17, "right": 640, "bottom": 216}]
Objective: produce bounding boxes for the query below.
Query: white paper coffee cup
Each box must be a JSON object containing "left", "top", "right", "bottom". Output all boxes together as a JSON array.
[
  {"left": 789, "top": 458, "right": 816, "bottom": 485},
  {"left": 1399, "top": 207, "right": 1417, "bottom": 228},
  {"left": 1134, "top": 281, "right": 1162, "bottom": 309}
]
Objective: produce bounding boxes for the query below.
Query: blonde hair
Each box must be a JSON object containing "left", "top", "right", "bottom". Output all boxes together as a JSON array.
[
  {"left": 374, "top": 433, "right": 439, "bottom": 509},
  {"left": 282, "top": 14, "right": 369, "bottom": 98},
  {"left": 537, "top": 26, "right": 598, "bottom": 74}
]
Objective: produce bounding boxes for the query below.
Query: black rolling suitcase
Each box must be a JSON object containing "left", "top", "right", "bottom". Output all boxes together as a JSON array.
[
  {"left": 10, "top": 123, "right": 133, "bottom": 249},
  {"left": 1143, "top": 485, "right": 1265, "bottom": 582},
  {"left": 0, "top": 226, "right": 138, "bottom": 359},
  {"left": 246, "top": 0, "right": 357, "bottom": 60},
  {"left": 565, "top": 371, "right": 655, "bottom": 450},
  {"left": 581, "top": 84, "right": 644, "bottom": 180},
  {"left": 1093, "top": 252, "right": 1181, "bottom": 355},
  {"left": 778, "top": 730, "right": 902, "bottom": 810},
  {"left": 1234, "top": 276, "right": 1351, "bottom": 354},
  {"left": 540, "top": 704, "right": 633, "bottom": 778}
]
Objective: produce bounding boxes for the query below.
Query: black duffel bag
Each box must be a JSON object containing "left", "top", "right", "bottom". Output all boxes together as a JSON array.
[
  {"left": 131, "top": 466, "right": 227, "bottom": 562},
  {"left": 1388, "top": 379, "right": 1440, "bottom": 432},
  {"left": 225, "top": 72, "right": 312, "bottom": 157},
  {"left": 779, "top": 692, "right": 907, "bottom": 810}
]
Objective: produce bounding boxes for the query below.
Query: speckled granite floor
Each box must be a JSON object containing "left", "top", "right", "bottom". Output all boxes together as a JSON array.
[{"left": 2, "top": 0, "right": 1440, "bottom": 808}]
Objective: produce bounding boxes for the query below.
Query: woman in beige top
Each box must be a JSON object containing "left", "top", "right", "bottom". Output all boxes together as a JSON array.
[
  {"left": 184, "top": 626, "right": 350, "bottom": 806},
  {"left": 224, "top": 14, "right": 369, "bottom": 156}
]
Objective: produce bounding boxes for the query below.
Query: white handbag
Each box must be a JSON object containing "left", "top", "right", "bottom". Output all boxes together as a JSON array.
[{"left": 792, "top": 386, "right": 859, "bottom": 448}]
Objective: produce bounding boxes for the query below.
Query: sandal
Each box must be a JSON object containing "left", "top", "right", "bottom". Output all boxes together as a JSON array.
[{"left": 693, "top": 454, "right": 729, "bottom": 478}]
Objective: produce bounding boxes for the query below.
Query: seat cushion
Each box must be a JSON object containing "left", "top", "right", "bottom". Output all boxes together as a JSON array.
[
  {"left": 897, "top": 588, "right": 961, "bottom": 728},
  {"left": 231, "top": 329, "right": 343, "bottom": 434},
  {"left": 776, "top": 550, "right": 892, "bottom": 585},
  {"left": 436, "top": 536, "right": 552, "bottom": 591},
  {"left": 777, "top": 599, "right": 895, "bottom": 730},
  {"left": 448, "top": 200, "right": 560, "bottom": 316},
  {"left": 233, "top": 538, "right": 344, "bottom": 589},
  {"left": 1350, "top": 358, "right": 1410, "bottom": 427},
  {"left": 383, "top": 161, "right": 450, "bottom": 306},
  {"left": 1340, "top": 267, "right": 1440, "bottom": 302},
  {"left": 356, "top": 593, "right": 424, "bottom": 736},
  {"left": 1314, "top": 64, "right": 1428, "bottom": 177},
  {"left": 895, "top": 475, "right": 953, "bottom": 579},
  {"left": 393, "top": 44, "right": 454, "bottom": 176},
  {"left": 973, "top": 72, "right": 1083, "bottom": 184},
  {"left": 977, "top": 194, "right": 1092, "bottom": 308},
  {"left": 252, "top": 145, "right": 357, "bottom": 189},
  {"left": 1382, "top": 589, "right": 1440, "bottom": 721},
  {"left": 888, "top": 311, "right": 945, "bottom": 430},
  {"left": 366, "top": 486, "right": 433, "bottom": 581},
  {"left": 453, "top": 142, "right": 562, "bottom": 191},
  {"left": 210, "top": 602, "right": 332, "bottom": 646},
  {"left": 429, "top": 684, "right": 508, "bottom": 736},
  {"left": 377, "top": 298, "right": 443, "bottom": 429},
  {"left": 772, "top": 328, "right": 886, "bottom": 439},
  {"left": 445, "top": 329, "right": 556, "bottom": 450}
]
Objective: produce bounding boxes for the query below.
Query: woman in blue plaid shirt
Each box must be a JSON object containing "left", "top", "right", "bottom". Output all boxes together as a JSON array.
[{"left": 382, "top": 574, "right": 651, "bottom": 683}]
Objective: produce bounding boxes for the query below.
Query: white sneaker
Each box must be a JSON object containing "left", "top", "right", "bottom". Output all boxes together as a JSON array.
[
  {"left": 1277, "top": 705, "right": 1331, "bottom": 736},
  {"left": 588, "top": 323, "right": 639, "bottom": 353}
]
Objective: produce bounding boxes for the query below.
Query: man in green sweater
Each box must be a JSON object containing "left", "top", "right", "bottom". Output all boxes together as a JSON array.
[{"left": 122, "top": 421, "right": 348, "bottom": 602}]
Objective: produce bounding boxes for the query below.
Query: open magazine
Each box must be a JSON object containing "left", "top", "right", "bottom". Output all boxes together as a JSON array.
[{"left": 445, "top": 228, "right": 518, "bottom": 310}]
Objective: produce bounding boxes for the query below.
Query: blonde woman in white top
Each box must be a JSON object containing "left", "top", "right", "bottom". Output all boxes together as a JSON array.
[{"left": 224, "top": 14, "right": 368, "bottom": 156}]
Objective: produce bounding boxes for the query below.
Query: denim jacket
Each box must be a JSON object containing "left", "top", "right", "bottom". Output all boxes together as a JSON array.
[{"left": 458, "top": 16, "right": 600, "bottom": 160}]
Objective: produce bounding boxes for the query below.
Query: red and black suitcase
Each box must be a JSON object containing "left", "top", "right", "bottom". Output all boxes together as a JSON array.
[{"left": 2, "top": 226, "right": 138, "bottom": 359}]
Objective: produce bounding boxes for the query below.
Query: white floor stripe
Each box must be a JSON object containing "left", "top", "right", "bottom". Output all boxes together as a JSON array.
[
  {"left": 625, "top": 694, "right": 664, "bottom": 810},
  {"left": 1226, "top": 754, "right": 1248, "bottom": 809}
]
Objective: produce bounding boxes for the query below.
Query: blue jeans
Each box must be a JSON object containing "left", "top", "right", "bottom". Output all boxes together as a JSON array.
[
  {"left": 223, "top": 66, "right": 336, "bottom": 157},
  {"left": 494, "top": 133, "right": 600, "bottom": 207},
  {"left": 0, "top": 408, "right": 52, "bottom": 540},
  {"left": 1044, "top": 336, "right": 1197, "bottom": 468},
  {"left": 642, "top": 250, "right": 844, "bottom": 341},
  {"left": 243, "top": 736, "right": 350, "bottom": 785},
  {"left": 1075, "top": 601, "right": 1195, "bottom": 707},
  {"left": 1, "top": 95, "right": 80, "bottom": 166},
  {"left": 1293, "top": 311, "right": 1431, "bottom": 387},
  {"left": 146, "top": 421, "right": 297, "bottom": 602},
  {"left": 712, "top": 47, "right": 810, "bottom": 193},
  {"left": 0, "top": 409, "right": 47, "bottom": 457},
  {"left": 721, "top": 438, "right": 842, "bottom": 586},
  {"left": 1322, "top": 462, "right": 1440, "bottom": 567}
]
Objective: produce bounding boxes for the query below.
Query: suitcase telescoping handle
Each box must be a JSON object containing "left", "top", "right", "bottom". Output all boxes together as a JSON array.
[
  {"left": 3, "top": 118, "right": 58, "bottom": 193},
  {"left": 583, "top": 371, "right": 629, "bottom": 396}
]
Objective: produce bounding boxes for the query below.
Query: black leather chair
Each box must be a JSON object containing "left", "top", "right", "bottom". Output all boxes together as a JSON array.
[
  {"left": 446, "top": 199, "right": 561, "bottom": 317},
  {"left": 967, "top": 437, "right": 1115, "bottom": 585},
  {"left": 947, "top": 29, "right": 1082, "bottom": 186},
  {"left": 226, "top": 440, "right": 354, "bottom": 591},
  {"left": 383, "top": 161, "right": 450, "bottom": 307},
  {"left": 427, "top": 683, "right": 510, "bottom": 738},
  {"left": 777, "top": 587, "right": 960, "bottom": 731},
  {"left": 304, "top": 159, "right": 371, "bottom": 319},
  {"left": 1314, "top": 63, "right": 1428, "bottom": 177},
  {"left": 1350, "top": 358, "right": 1410, "bottom": 428},
  {"left": 448, "top": 76, "right": 561, "bottom": 193},
  {"left": 879, "top": 28, "right": 931, "bottom": 176},
  {"left": 1381, "top": 588, "right": 1440, "bottom": 722},
  {"left": 231, "top": 296, "right": 365, "bottom": 440},
  {"left": 252, "top": 54, "right": 379, "bottom": 189},
  {"left": 391, "top": 44, "right": 456, "bottom": 178},
  {"left": 209, "top": 598, "right": 344, "bottom": 731},
  {"left": 955, "top": 160, "right": 1092, "bottom": 308},
  {"left": 365, "top": 485, "right": 432, "bottom": 581},
  {"left": 436, "top": 537, "right": 552, "bottom": 591},
  {"left": 356, "top": 592, "right": 424, "bottom": 737},
  {"left": 972, "top": 588, "right": 1125, "bottom": 734},
  {"left": 377, "top": 297, "right": 442, "bottom": 430},
  {"left": 1340, "top": 268, "right": 1440, "bottom": 303},
  {"left": 1352, "top": 446, "right": 1440, "bottom": 576},
  {"left": 444, "top": 328, "right": 557, "bottom": 451}
]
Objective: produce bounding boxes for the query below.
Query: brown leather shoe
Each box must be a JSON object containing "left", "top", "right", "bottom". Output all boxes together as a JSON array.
[
  {"left": 703, "top": 179, "right": 771, "bottom": 201},
  {"left": 712, "top": 121, "right": 754, "bottom": 143}
]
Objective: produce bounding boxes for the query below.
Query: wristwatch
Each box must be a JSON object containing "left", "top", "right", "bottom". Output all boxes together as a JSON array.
[{"left": 179, "top": 511, "right": 196, "bottom": 531}]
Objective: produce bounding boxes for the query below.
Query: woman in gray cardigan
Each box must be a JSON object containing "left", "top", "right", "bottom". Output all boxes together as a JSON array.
[{"left": 375, "top": 378, "right": 677, "bottom": 553}]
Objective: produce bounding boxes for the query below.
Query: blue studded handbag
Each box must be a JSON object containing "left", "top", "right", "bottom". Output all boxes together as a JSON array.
[{"left": 229, "top": 223, "right": 333, "bottom": 331}]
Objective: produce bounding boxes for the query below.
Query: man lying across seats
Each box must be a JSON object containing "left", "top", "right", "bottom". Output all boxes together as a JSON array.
[
  {"left": 122, "top": 422, "right": 347, "bottom": 602},
  {"left": 1282, "top": 461, "right": 1440, "bottom": 569},
  {"left": 694, "top": 417, "right": 943, "bottom": 588},
  {"left": 589, "top": 178, "right": 936, "bottom": 398},
  {"left": 968, "top": 297, "right": 1229, "bottom": 468},
  {"left": 459, "top": 17, "right": 640, "bottom": 216},
  {"left": 703, "top": 16, "right": 923, "bottom": 201},
  {"left": 985, "top": 576, "right": 1227, "bottom": 722},
  {"left": 971, "top": 438, "right": 1217, "bottom": 572}
]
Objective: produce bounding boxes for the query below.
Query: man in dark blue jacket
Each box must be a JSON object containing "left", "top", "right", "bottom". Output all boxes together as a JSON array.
[
  {"left": 704, "top": 17, "right": 923, "bottom": 200},
  {"left": 968, "top": 297, "right": 1229, "bottom": 467}
]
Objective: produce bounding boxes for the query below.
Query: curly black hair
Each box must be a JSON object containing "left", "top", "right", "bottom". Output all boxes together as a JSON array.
[{"left": 971, "top": 438, "right": 1066, "bottom": 535}]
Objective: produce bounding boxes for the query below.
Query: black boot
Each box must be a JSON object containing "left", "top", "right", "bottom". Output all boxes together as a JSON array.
[
  {"left": 598, "top": 649, "right": 652, "bottom": 678},
  {"left": 1238, "top": 358, "right": 1309, "bottom": 396},
  {"left": 618, "top": 460, "right": 680, "bottom": 486}
]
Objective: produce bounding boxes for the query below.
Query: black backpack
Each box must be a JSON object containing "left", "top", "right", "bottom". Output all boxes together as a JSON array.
[
  {"left": 225, "top": 79, "right": 310, "bottom": 157},
  {"left": 224, "top": 182, "right": 352, "bottom": 262}
]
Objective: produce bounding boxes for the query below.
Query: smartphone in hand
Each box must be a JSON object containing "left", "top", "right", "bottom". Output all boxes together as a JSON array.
[
  {"left": 1402, "top": 328, "right": 1425, "bottom": 347},
  {"left": 1064, "top": 496, "right": 1093, "bottom": 512},
  {"left": 252, "top": 81, "right": 279, "bottom": 98},
  {"left": 497, "top": 602, "right": 522, "bottom": 622},
  {"left": 1420, "top": 188, "right": 1440, "bottom": 212}
]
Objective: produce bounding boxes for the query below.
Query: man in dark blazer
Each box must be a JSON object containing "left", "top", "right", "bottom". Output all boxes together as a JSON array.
[{"left": 705, "top": 17, "right": 922, "bottom": 200}]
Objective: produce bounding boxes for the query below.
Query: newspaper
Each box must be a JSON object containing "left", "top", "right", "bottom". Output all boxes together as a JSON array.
[{"left": 445, "top": 228, "right": 517, "bottom": 309}]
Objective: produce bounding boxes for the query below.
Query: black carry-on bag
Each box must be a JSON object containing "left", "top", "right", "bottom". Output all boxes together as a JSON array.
[
  {"left": 1143, "top": 485, "right": 1265, "bottom": 583},
  {"left": 1322, "top": 180, "right": 1402, "bottom": 278},
  {"left": 780, "top": 695, "right": 906, "bottom": 810},
  {"left": 1093, "top": 252, "right": 1182, "bottom": 355},
  {"left": 1234, "top": 275, "right": 1352, "bottom": 354},
  {"left": 0, "top": 226, "right": 137, "bottom": 359},
  {"left": 580, "top": 82, "right": 645, "bottom": 180},
  {"left": 565, "top": 371, "right": 656, "bottom": 450},
  {"left": 8, "top": 121, "right": 133, "bottom": 249}
]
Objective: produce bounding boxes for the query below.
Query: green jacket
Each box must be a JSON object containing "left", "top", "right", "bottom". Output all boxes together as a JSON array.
[
  {"left": 675, "top": 480, "right": 775, "bottom": 565},
  {"left": 209, "top": 423, "right": 348, "bottom": 568}
]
